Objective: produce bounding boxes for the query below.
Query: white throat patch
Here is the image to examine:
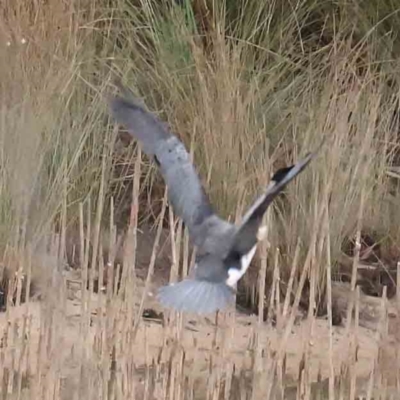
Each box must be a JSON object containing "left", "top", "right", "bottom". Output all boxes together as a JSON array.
[{"left": 226, "top": 245, "right": 257, "bottom": 288}]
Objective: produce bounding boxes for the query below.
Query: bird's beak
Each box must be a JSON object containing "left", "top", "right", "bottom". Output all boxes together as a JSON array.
[{"left": 257, "top": 225, "right": 268, "bottom": 241}]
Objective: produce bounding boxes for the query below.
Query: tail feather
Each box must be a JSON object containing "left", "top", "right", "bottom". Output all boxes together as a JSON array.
[{"left": 157, "top": 279, "right": 235, "bottom": 314}]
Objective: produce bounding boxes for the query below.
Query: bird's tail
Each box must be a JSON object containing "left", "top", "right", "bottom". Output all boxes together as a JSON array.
[{"left": 157, "top": 279, "right": 235, "bottom": 314}]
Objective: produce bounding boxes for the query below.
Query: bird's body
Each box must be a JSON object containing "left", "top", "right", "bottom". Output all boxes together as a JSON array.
[{"left": 109, "top": 84, "right": 322, "bottom": 314}]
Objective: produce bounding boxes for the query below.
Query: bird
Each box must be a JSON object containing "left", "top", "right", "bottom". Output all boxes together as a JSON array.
[{"left": 109, "top": 83, "right": 322, "bottom": 315}]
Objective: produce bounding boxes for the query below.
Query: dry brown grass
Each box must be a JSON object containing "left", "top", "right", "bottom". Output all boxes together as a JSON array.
[{"left": 1, "top": 0, "right": 400, "bottom": 398}]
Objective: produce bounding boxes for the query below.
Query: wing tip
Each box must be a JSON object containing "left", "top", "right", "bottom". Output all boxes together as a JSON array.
[
  {"left": 109, "top": 94, "right": 144, "bottom": 118},
  {"left": 272, "top": 138, "right": 325, "bottom": 184},
  {"left": 107, "top": 80, "right": 150, "bottom": 122}
]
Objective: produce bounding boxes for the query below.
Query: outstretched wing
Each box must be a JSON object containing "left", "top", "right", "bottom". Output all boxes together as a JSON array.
[
  {"left": 109, "top": 86, "right": 215, "bottom": 246},
  {"left": 228, "top": 145, "right": 322, "bottom": 257}
]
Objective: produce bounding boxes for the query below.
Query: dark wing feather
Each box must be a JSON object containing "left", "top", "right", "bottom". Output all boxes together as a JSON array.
[
  {"left": 109, "top": 87, "right": 215, "bottom": 245},
  {"left": 228, "top": 145, "right": 322, "bottom": 257}
]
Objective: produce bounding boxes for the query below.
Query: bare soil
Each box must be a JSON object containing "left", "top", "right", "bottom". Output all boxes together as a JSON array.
[{"left": 1, "top": 271, "right": 398, "bottom": 399}]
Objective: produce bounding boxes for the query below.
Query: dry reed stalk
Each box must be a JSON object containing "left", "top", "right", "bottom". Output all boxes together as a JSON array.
[
  {"left": 132, "top": 188, "right": 168, "bottom": 341},
  {"left": 324, "top": 207, "right": 335, "bottom": 400},
  {"left": 11, "top": 247, "right": 31, "bottom": 398},
  {"left": 348, "top": 286, "right": 361, "bottom": 400},
  {"left": 274, "top": 249, "right": 281, "bottom": 327},
  {"left": 397, "top": 261, "right": 400, "bottom": 393},
  {"left": 377, "top": 286, "right": 389, "bottom": 398},
  {"left": 168, "top": 207, "right": 180, "bottom": 285},
  {"left": 88, "top": 148, "right": 107, "bottom": 300},
  {"left": 266, "top": 245, "right": 276, "bottom": 326},
  {"left": 344, "top": 183, "right": 366, "bottom": 384},
  {"left": 167, "top": 208, "right": 186, "bottom": 400},
  {"left": 282, "top": 240, "right": 301, "bottom": 321},
  {"left": 75, "top": 201, "right": 92, "bottom": 400},
  {"left": 276, "top": 198, "right": 326, "bottom": 361},
  {"left": 175, "top": 220, "right": 183, "bottom": 276},
  {"left": 304, "top": 253, "right": 317, "bottom": 400},
  {"left": 182, "top": 226, "right": 191, "bottom": 279},
  {"left": 121, "top": 144, "right": 142, "bottom": 358},
  {"left": 344, "top": 228, "right": 362, "bottom": 331},
  {"left": 365, "top": 286, "right": 388, "bottom": 400},
  {"left": 303, "top": 188, "right": 324, "bottom": 400},
  {"left": 248, "top": 210, "right": 269, "bottom": 400}
]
